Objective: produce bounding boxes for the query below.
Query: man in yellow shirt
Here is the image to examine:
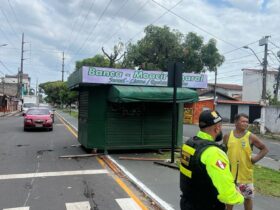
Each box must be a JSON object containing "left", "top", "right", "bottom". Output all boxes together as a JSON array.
[
  {"left": 180, "top": 110, "right": 244, "bottom": 210},
  {"left": 223, "top": 113, "right": 269, "bottom": 210}
]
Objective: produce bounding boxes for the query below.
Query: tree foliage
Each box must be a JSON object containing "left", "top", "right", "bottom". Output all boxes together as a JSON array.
[
  {"left": 75, "top": 54, "right": 110, "bottom": 70},
  {"left": 123, "top": 25, "right": 225, "bottom": 72},
  {"left": 39, "top": 81, "right": 78, "bottom": 106}
]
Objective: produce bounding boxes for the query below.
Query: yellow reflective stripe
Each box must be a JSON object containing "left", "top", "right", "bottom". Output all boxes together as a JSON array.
[
  {"left": 182, "top": 144, "right": 196, "bottom": 155},
  {"left": 180, "top": 164, "right": 192, "bottom": 178}
]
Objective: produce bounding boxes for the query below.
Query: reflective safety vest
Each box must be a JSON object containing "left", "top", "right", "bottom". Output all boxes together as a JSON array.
[{"left": 180, "top": 136, "right": 225, "bottom": 210}]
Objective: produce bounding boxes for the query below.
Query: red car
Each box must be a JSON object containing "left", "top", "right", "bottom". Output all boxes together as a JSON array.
[{"left": 23, "top": 108, "right": 53, "bottom": 131}]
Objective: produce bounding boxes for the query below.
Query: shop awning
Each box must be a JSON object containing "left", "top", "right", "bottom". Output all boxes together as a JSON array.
[{"left": 108, "top": 85, "right": 198, "bottom": 103}]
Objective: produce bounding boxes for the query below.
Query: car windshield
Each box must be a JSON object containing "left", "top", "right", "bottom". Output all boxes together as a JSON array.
[
  {"left": 26, "top": 109, "right": 50, "bottom": 115},
  {"left": 23, "top": 103, "right": 36, "bottom": 108}
]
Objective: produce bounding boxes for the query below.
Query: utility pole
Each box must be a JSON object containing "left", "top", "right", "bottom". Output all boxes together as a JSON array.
[
  {"left": 259, "top": 36, "right": 270, "bottom": 135},
  {"left": 36, "top": 78, "right": 38, "bottom": 97},
  {"left": 259, "top": 36, "right": 269, "bottom": 100},
  {"left": 1, "top": 77, "right": 4, "bottom": 95},
  {"left": 1, "top": 77, "right": 5, "bottom": 114},
  {"left": 213, "top": 68, "right": 217, "bottom": 109},
  {"left": 274, "top": 51, "right": 280, "bottom": 101},
  {"left": 62, "top": 51, "right": 65, "bottom": 82},
  {"left": 19, "top": 33, "right": 25, "bottom": 99}
]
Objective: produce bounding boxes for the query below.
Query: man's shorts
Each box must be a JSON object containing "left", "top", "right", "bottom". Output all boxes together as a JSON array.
[{"left": 237, "top": 183, "right": 254, "bottom": 199}]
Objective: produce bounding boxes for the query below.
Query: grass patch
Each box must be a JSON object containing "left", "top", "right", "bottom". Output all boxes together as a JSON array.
[
  {"left": 254, "top": 165, "right": 280, "bottom": 197},
  {"left": 154, "top": 153, "right": 280, "bottom": 197},
  {"left": 62, "top": 109, "right": 78, "bottom": 118}
]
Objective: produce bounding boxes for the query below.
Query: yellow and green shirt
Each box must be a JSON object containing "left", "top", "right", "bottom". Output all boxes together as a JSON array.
[{"left": 227, "top": 130, "right": 253, "bottom": 183}]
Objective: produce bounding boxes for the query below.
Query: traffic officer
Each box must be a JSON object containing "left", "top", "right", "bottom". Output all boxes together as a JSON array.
[{"left": 180, "top": 110, "right": 244, "bottom": 210}]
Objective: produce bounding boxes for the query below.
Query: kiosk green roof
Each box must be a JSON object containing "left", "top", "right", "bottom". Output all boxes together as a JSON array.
[{"left": 108, "top": 85, "right": 198, "bottom": 103}]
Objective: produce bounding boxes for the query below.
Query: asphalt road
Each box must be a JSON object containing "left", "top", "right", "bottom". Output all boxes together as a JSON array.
[{"left": 0, "top": 114, "right": 151, "bottom": 210}]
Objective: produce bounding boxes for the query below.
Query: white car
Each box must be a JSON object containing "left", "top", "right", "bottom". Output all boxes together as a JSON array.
[
  {"left": 253, "top": 118, "right": 261, "bottom": 125},
  {"left": 22, "top": 103, "right": 37, "bottom": 115}
]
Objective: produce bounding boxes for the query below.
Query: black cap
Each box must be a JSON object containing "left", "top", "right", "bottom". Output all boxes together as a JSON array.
[{"left": 199, "top": 110, "right": 222, "bottom": 129}]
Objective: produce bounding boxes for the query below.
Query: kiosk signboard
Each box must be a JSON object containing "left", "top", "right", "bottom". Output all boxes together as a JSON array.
[{"left": 82, "top": 66, "right": 207, "bottom": 88}]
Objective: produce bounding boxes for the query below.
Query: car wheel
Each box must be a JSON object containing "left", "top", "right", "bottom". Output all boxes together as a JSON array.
[
  {"left": 23, "top": 127, "right": 27, "bottom": 131},
  {"left": 49, "top": 127, "right": 53, "bottom": 131}
]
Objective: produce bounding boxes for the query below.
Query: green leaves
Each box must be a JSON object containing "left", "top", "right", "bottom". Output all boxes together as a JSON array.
[
  {"left": 75, "top": 54, "right": 110, "bottom": 70},
  {"left": 124, "top": 25, "right": 224, "bottom": 73},
  {"left": 39, "top": 81, "right": 78, "bottom": 105},
  {"left": 74, "top": 25, "right": 225, "bottom": 73}
]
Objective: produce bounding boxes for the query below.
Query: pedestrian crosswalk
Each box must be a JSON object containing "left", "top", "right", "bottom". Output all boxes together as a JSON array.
[
  {"left": 3, "top": 199, "right": 142, "bottom": 210},
  {"left": 3, "top": 208, "right": 29, "bottom": 210}
]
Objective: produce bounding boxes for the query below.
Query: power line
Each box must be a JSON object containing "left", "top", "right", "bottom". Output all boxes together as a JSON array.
[
  {"left": 64, "top": 0, "right": 97, "bottom": 54},
  {"left": 66, "top": 0, "right": 113, "bottom": 67},
  {"left": 7, "top": 0, "right": 24, "bottom": 33},
  {"left": 150, "top": 0, "right": 238, "bottom": 49},
  {"left": 224, "top": 49, "right": 264, "bottom": 62},
  {"left": 268, "top": 54, "right": 277, "bottom": 65},
  {"left": 268, "top": 50, "right": 280, "bottom": 63},
  {"left": 222, "top": 40, "right": 259, "bottom": 55},
  {"left": 101, "top": 0, "right": 149, "bottom": 47},
  {"left": 87, "top": 0, "right": 131, "bottom": 56},
  {"left": 0, "top": 60, "right": 14, "bottom": 74},
  {"left": 0, "top": 6, "right": 20, "bottom": 41},
  {"left": 0, "top": 25, "right": 17, "bottom": 48},
  {"left": 62, "top": 0, "right": 87, "bottom": 51},
  {"left": 125, "top": 0, "right": 183, "bottom": 45},
  {"left": 269, "top": 40, "right": 280, "bottom": 49}
]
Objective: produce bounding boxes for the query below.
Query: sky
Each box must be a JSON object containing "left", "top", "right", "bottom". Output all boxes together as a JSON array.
[{"left": 0, "top": 0, "right": 279, "bottom": 89}]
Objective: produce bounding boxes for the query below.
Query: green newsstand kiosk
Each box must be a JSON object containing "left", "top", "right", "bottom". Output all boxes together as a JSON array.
[{"left": 68, "top": 66, "right": 201, "bottom": 152}]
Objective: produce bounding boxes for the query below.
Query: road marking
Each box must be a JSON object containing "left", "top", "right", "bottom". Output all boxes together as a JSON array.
[
  {"left": 97, "top": 157, "right": 148, "bottom": 210},
  {"left": 56, "top": 111, "right": 78, "bottom": 131},
  {"left": 65, "top": 201, "right": 90, "bottom": 210},
  {"left": 264, "top": 156, "right": 279, "bottom": 162},
  {"left": 56, "top": 114, "right": 78, "bottom": 138},
  {"left": 107, "top": 155, "right": 175, "bottom": 210},
  {"left": 270, "top": 142, "right": 280, "bottom": 146},
  {"left": 3, "top": 207, "right": 29, "bottom": 210},
  {"left": 0, "top": 169, "right": 108, "bottom": 180},
  {"left": 59, "top": 113, "right": 149, "bottom": 210},
  {"left": 116, "top": 198, "right": 142, "bottom": 210}
]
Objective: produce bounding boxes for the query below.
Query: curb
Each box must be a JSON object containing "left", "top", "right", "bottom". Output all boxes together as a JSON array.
[
  {"left": 0, "top": 111, "right": 21, "bottom": 117},
  {"left": 55, "top": 111, "right": 78, "bottom": 131},
  {"left": 56, "top": 111, "right": 174, "bottom": 210}
]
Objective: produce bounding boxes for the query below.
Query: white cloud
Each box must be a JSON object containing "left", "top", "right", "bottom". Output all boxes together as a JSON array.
[
  {"left": 225, "top": 0, "right": 264, "bottom": 11},
  {"left": 0, "top": 0, "right": 279, "bottom": 86}
]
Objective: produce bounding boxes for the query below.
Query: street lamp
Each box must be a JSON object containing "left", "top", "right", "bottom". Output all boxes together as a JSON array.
[
  {"left": 0, "top": 44, "right": 8, "bottom": 48},
  {"left": 243, "top": 46, "right": 263, "bottom": 65}
]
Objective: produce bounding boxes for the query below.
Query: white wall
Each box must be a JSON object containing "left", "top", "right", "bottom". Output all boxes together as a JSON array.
[
  {"left": 238, "top": 105, "right": 249, "bottom": 116},
  {"left": 216, "top": 104, "right": 231, "bottom": 122},
  {"left": 242, "top": 70, "right": 278, "bottom": 101},
  {"left": 216, "top": 87, "right": 241, "bottom": 97},
  {"left": 5, "top": 77, "right": 29, "bottom": 84},
  {"left": 265, "top": 106, "right": 280, "bottom": 133}
]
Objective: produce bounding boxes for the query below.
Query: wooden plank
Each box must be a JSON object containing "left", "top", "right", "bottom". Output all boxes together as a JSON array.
[
  {"left": 118, "top": 157, "right": 166, "bottom": 161},
  {"left": 59, "top": 154, "right": 98, "bottom": 158}
]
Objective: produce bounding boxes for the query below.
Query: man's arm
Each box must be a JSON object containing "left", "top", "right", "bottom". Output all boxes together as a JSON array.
[
  {"left": 223, "top": 133, "right": 229, "bottom": 150},
  {"left": 201, "top": 147, "right": 244, "bottom": 205},
  {"left": 250, "top": 134, "right": 269, "bottom": 164}
]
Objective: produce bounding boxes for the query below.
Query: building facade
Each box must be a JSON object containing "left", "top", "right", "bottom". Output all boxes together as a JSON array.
[{"left": 242, "top": 68, "right": 279, "bottom": 101}]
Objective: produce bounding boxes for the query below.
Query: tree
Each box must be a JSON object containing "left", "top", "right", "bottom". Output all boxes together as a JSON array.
[
  {"left": 123, "top": 25, "right": 183, "bottom": 70},
  {"left": 39, "top": 81, "right": 78, "bottom": 106},
  {"left": 75, "top": 54, "right": 110, "bottom": 70},
  {"left": 182, "top": 32, "right": 204, "bottom": 73},
  {"left": 201, "top": 39, "right": 225, "bottom": 72},
  {"left": 123, "top": 25, "right": 224, "bottom": 73},
  {"left": 102, "top": 41, "right": 125, "bottom": 68}
]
